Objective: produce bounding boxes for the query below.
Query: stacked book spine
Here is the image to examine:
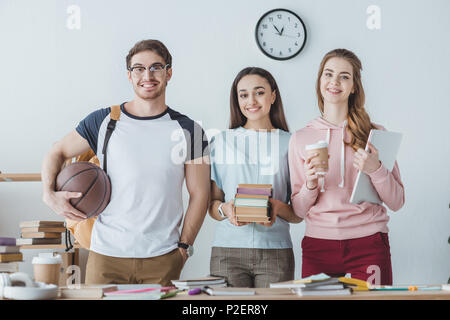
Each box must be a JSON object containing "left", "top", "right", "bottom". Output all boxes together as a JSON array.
[
  {"left": 0, "top": 237, "right": 22, "bottom": 272},
  {"left": 270, "top": 275, "right": 353, "bottom": 296},
  {"left": 171, "top": 276, "right": 227, "bottom": 290},
  {"left": 16, "top": 221, "right": 66, "bottom": 245},
  {"left": 234, "top": 184, "right": 272, "bottom": 223}
]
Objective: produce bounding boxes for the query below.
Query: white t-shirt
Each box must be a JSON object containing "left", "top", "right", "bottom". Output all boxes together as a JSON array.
[{"left": 75, "top": 103, "right": 209, "bottom": 258}]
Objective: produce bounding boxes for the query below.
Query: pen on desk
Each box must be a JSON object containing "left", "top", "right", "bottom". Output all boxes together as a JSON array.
[
  {"left": 372, "top": 285, "right": 443, "bottom": 291},
  {"left": 188, "top": 287, "right": 209, "bottom": 295},
  {"left": 373, "top": 288, "right": 409, "bottom": 291},
  {"left": 416, "top": 286, "right": 442, "bottom": 291},
  {"left": 107, "top": 286, "right": 175, "bottom": 295},
  {"left": 188, "top": 288, "right": 202, "bottom": 295},
  {"left": 160, "top": 290, "right": 179, "bottom": 299}
]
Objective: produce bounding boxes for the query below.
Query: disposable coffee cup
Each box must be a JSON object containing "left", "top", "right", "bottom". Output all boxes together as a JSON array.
[
  {"left": 32, "top": 254, "right": 62, "bottom": 285},
  {"left": 305, "top": 140, "right": 329, "bottom": 174}
]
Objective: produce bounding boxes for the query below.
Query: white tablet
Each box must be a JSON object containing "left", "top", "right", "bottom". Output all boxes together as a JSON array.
[{"left": 350, "top": 129, "right": 402, "bottom": 205}]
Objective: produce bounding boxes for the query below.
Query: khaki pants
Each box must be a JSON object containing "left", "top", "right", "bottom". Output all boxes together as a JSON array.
[{"left": 85, "top": 249, "right": 184, "bottom": 286}]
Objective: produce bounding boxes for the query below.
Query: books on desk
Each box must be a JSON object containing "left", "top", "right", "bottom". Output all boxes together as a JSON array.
[
  {"left": 292, "top": 278, "right": 352, "bottom": 296},
  {"left": 204, "top": 287, "right": 256, "bottom": 296},
  {"left": 0, "top": 243, "right": 22, "bottom": 264},
  {"left": 0, "top": 237, "right": 16, "bottom": 246},
  {"left": 234, "top": 184, "right": 272, "bottom": 223},
  {"left": 270, "top": 273, "right": 335, "bottom": 287},
  {"left": 171, "top": 276, "right": 227, "bottom": 290},
  {"left": 103, "top": 284, "right": 163, "bottom": 300},
  {"left": 271, "top": 273, "right": 353, "bottom": 296},
  {"left": 19, "top": 221, "right": 65, "bottom": 228},
  {"left": 293, "top": 287, "right": 352, "bottom": 296},
  {"left": 59, "top": 285, "right": 118, "bottom": 299},
  {"left": 17, "top": 221, "right": 65, "bottom": 246},
  {"left": 0, "top": 261, "right": 20, "bottom": 273},
  {"left": 0, "top": 253, "right": 22, "bottom": 263},
  {"left": 21, "top": 226, "right": 67, "bottom": 233}
]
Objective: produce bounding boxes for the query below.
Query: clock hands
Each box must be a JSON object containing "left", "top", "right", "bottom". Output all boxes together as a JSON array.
[
  {"left": 272, "top": 25, "right": 287, "bottom": 36},
  {"left": 272, "top": 24, "right": 281, "bottom": 35}
]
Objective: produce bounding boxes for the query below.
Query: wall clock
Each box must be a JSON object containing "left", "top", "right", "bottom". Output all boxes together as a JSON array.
[{"left": 255, "top": 8, "right": 307, "bottom": 60}]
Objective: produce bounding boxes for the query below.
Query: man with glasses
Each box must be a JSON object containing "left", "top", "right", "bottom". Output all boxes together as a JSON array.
[{"left": 41, "top": 40, "right": 210, "bottom": 285}]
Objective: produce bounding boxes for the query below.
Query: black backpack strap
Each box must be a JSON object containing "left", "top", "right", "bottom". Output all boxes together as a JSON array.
[
  {"left": 102, "top": 119, "right": 117, "bottom": 173},
  {"left": 101, "top": 105, "right": 121, "bottom": 173}
]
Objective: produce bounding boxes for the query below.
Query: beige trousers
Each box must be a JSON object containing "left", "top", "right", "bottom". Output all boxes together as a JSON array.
[{"left": 85, "top": 249, "right": 184, "bottom": 286}]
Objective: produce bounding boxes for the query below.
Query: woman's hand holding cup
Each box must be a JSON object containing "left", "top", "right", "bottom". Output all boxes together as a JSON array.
[
  {"left": 304, "top": 152, "right": 321, "bottom": 190},
  {"left": 304, "top": 141, "right": 329, "bottom": 190}
]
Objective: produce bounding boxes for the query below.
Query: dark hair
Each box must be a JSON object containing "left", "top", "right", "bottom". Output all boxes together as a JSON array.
[
  {"left": 126, "top": 39, "right": 172, "bottom": 69},
  {"left": 229, "top": 67, "right": 289, "bottom": 132}
]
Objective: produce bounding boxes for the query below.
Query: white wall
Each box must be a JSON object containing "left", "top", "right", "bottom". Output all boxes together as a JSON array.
[{"left": 0, "top": 0, "right": 449, "bottom": 285}]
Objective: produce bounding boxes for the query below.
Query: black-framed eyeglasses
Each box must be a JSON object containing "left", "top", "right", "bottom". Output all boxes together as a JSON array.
[{"left": 128, "top": 63, "right": 170, "bottom": 76}]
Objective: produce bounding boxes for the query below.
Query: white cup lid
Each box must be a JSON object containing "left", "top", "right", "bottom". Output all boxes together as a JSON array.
[
  {"left": 32, "top": 254, "right": 62, "bottom": 265},
  {"left": 305, "top": 140, "right": 328, "bottom": 150}
]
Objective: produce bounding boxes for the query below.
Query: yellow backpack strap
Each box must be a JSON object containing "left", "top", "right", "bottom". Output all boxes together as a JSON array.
[
  {"left": 66, "top": 217, "right": 97, "bottom": 249},
  {"left": 76, "top": 149, "right": 96, "bottom": 162},
  {"left": 110, "top": 105, "right": 121, "bottom": 121}
]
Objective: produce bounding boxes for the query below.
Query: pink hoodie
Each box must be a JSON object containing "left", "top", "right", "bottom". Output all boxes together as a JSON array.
[{"left": 288, "top": 117, "right": 405, "bottom": 240}]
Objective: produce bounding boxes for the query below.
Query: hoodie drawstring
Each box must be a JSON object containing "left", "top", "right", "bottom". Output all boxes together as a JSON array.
[
  {"left": 325, "top": 120, "right": 347, "bottom": 189},
  {"left": 338, "top": 120, "right": 347, "bottom": 188}
]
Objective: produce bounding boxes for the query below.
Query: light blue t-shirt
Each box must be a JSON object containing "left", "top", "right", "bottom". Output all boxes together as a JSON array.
[{"left": 210, "top": 127, "right": 293, "bottom": 249}]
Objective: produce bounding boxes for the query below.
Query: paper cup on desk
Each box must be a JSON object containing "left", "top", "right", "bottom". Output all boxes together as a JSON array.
[{"left": 32, "top": 254, "right": 62, "bottom": 285}]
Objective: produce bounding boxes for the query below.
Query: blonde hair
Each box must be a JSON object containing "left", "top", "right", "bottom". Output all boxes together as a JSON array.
[{"left": 316, "top": 49, "right": 375, "bottom": 151}]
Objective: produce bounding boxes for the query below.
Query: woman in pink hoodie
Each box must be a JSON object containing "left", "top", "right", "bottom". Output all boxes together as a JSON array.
[{"left": 288, "top": 49, "right": 405, "bottom": 285}]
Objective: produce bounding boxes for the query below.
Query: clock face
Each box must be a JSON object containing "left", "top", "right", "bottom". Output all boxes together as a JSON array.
[{"left": 255, "top": 9, "right": 307, "bottom": 60}]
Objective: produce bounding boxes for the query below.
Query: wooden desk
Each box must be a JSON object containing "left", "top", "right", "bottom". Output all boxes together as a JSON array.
[
  {"left": 170, "top": 288, "right": 450, "bottom": 300},
  {"left": 19, "top": 244, "right": 81, "bottom": 250},
  {"left": 0, "top": 173, "right": 41, "bottom": 182}
]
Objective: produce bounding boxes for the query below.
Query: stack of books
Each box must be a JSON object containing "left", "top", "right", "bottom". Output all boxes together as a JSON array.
[
  {"left": 16, "top": 221, "right": 66, "bottom": 245},
  {"left": 292, "top": 278, "right": 352, "bottom": 296},
  {"left": 234, "top": 184, "right": 272, "bottom": 223},
  {"left": 171, "top": 276, "right": 227, "bottom": 290},
  {"left": 270, "top": 273, "right": 352, "bottom": 296},
  {"left": 59, "top": 285, "right": 119, "bottom": 299},
  {"left": 0, "top": 237, "right": 22, "bottom": 272}
]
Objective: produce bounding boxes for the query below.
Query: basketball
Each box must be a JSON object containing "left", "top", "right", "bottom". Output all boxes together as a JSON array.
[{"left": 55, "top": 161, "right": 111, "bottom": 218}]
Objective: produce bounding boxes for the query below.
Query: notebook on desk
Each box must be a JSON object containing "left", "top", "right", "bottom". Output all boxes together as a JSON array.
[
  {"left": 204, "top": 287, "right": 255, "bottom": 296},
  {"left": 350, "top": 129, "right": 402, "bottom": 205}
]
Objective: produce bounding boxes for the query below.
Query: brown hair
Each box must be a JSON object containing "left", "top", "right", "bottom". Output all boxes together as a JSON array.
[
  {"left": 229, "top": 67, "right": 289, "bottom": 132},
  {"left": 126, "top": 39, "right": 172, "bottom": 69},
  {"left": 316, "top": 48, "right": 375, "bottom": 151}
]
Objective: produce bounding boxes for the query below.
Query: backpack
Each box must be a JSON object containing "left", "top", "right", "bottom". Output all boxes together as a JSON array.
[{"left": 65, "top": 105, "right": 121, "bottom": 249}]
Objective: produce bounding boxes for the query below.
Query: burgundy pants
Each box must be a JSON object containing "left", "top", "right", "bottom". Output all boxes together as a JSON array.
[{"left": 301, "top": 232, "right": 393, "bottom": 285}]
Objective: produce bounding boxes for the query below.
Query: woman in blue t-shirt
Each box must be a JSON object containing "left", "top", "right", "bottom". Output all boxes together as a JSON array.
[{"left": 208, "top": 67, "right": 303, "bottom": 288}]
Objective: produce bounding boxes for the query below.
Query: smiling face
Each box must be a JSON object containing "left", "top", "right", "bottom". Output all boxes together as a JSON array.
[
  {"left": 236, "top": 74, "right": 276, "bottom": 125},
  {"left": 127, "top": 50, "right": 172, "bottom": 101},
  {"left": 319, "top": 57, "right": 355, "bottom": 106}
]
